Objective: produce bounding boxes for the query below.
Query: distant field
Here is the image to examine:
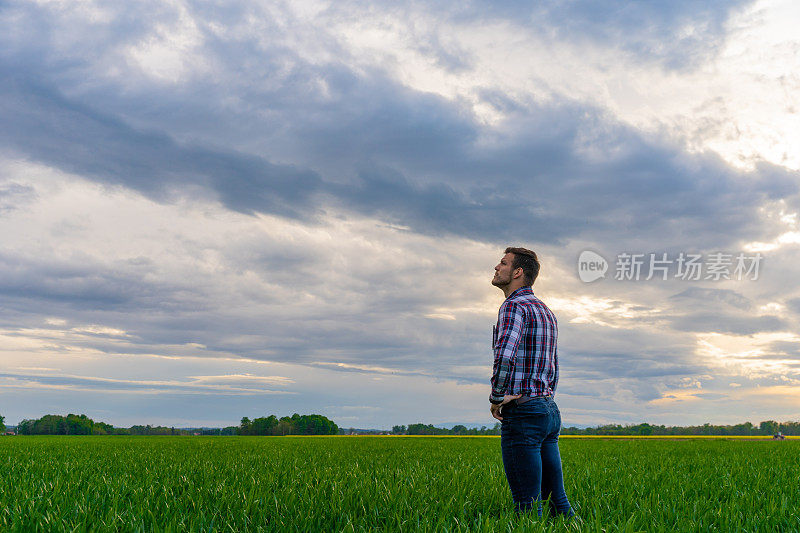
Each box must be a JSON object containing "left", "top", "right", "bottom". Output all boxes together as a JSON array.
[{"left": 2, "top": 436, "right": 798, "bottom": 531}]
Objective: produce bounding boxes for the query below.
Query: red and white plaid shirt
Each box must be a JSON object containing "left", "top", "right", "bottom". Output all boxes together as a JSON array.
[{"left": 490, "top": 286, "right": 559, "bottom": 403}]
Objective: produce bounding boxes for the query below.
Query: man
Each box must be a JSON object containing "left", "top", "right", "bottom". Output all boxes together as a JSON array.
[{"left": 490, "top": 247, "right": 574, "bottom": 517}]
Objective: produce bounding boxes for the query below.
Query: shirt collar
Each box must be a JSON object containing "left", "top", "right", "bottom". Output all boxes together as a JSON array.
[{"left": 506, "top": 286, "right": 533, "bottom": 301}]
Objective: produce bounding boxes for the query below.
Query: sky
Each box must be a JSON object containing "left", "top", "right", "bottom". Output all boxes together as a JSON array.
[{"left": 2, "top": 0, "right": 800, "bottom": 429}]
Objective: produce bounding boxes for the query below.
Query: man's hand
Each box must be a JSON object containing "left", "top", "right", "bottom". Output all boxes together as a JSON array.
[{"left": 490, "top": 395, "right": 522, "bottom": 421}]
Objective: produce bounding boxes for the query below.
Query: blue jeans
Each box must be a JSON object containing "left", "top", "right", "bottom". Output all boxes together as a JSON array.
[{"left": 500, "top": 397, "right": 574, "bottom": 517}]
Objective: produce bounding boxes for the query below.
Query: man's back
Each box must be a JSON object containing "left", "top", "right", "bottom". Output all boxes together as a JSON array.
[
  {"left": 489, "top": 248, "right": 574, "bottom": 518},
  {"left": 490, "top": 286, "right": 559, "bottom": 403}
]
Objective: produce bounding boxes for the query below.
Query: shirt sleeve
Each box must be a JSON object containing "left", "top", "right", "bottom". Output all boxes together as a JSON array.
[{"left": 490, "top": 300, "right": 524, "bottom": 403}]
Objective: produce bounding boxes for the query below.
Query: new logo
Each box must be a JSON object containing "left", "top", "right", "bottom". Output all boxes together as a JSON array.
[{"left": 577, "top": 250, "right": 608, "bottom": 282}]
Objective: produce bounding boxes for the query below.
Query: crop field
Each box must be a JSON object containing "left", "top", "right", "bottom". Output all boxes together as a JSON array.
[{"left": 2, "top": 436, "right": 799, "bottom": 532}]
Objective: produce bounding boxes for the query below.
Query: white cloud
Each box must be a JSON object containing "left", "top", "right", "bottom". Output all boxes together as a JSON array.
[
  {"left": 125, "top": 0, "right": 208, "bottom": 83},
  {"left": 306, "top": 0, "right": 800, "bottom": 170}
]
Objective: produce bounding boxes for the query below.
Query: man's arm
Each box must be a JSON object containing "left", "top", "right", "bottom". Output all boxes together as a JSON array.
[{"left": 490, "top": 300, "right": 524, "bottom": 403}]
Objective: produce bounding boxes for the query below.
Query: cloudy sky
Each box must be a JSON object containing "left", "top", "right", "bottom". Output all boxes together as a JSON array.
[{"left": 2, "top": 0, "right": 800, "bottom": 429}]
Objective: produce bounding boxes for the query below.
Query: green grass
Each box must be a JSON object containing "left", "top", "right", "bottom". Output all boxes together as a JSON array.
[{"left": 1, "top": 436, "right": 799, "bottom": 531}]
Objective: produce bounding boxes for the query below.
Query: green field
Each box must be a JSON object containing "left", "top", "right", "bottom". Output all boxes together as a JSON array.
[{"left": 2, "top": 436, "right": 799, "bottom": 531}]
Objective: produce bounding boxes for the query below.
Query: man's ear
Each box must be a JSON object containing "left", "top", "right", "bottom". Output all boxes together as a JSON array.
[{"left": 512, "top": 267, "right": 523, "bottom": 279}]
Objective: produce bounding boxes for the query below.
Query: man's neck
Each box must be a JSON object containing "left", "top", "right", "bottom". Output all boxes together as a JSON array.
[{"left": 502, "top": 282, "right": 526, "bottom": 298}]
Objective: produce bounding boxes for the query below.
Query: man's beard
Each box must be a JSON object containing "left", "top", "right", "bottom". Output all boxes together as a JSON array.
[{"left": 492, "top": 275, "right": 510, "bottom": 288}]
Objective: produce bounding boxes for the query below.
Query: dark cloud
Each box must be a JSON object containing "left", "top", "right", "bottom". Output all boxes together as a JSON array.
[
  {"left": 670, "top": 287, "right": 752, "bottom": 310},
  {"left": 2, "top": 0, "right": 797, "bottom": 253},
  {"left": 3, "top": 68, "right": 797, "bottom": 251},
  {"left": 564, "top": 349, "right": 706, "bottom": 381},
  {"left": 0, "top": 250, "right": 198, "bottom": 313},
  {"left": 761, "top": 341, "right": 800, "bottom": 360},
  {"left": 0, "top": 75, "right": 324, "bottom": 220},
  {"left": 786, "top": 298, "right": 800, "bottom": 315}
]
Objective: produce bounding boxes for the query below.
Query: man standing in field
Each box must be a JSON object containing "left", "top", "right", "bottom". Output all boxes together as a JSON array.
[{"left": 489, "top": 247, "right": 574, "bottom": 517}]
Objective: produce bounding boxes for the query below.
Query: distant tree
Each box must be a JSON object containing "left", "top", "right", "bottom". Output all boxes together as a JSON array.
[
  {"left": 250, "top": 415, "right": 279, "bottom": 435},
  {"left": 389, "top": 423, "right": 501, "bottom": 436},
  {"left": 561, "top": 420, "right": 800, "bottom": 436},
  {"left": 0, "top": 414, "right": 5, "bottom": 433},
  {"left": 128, "top": 424, "right": 178, "bottom": 435},
  {"left": 300, "top": 414, "right": 337, "bottom": 435},
  {"left": 727, "top": 422, "right": 753, "bottom": 436},
  {"left": 760, "top": 420, "right": 780, "bottom": 435},
  {"left": 237, "top": 414, "right": 337, "bottom": 436},
  {"left": 93, "top": 421, "right": 114, "bottom": 435},
  {"left": 35, "top": 414, "right": 65, "bottom": 434},
  {"left": 277, "top": 417, "right": 293, "bottom": 436},
  {"left": 17, "top": 419, "right": 33, "bottom": 435},
  {"left": 12, "top": 414, "right": 108, "bottom": 435},
  {"left": 407, "top": 423, "right": 449, "bottom": 435},
  {"left": 65, "top": 413, "right": 93, "bottom": 435}
]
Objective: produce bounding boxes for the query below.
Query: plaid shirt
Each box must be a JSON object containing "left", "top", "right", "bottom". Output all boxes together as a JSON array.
[{"left": 490, "top": 286, "right": 559, "bottom": 403}]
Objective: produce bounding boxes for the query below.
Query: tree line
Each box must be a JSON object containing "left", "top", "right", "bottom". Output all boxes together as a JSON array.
[
  {"left": 561, "top": 420, "right": 796, "bottom": 436},
  {"left": 9, "top": 413, "right": 337, "bottom": 436},
  {"left": 387, "top": 420, "right": 799, "bottom": 436},
  {"left": 238, "top": 414, "right": 338, "bottom": 435},
  {"left": 13, "top": 414, "right": 206, "bottom": 436},
  {"left": 390, "top": 424, "right": 501, "bottom": 435},
  {"left": 5, "top": 413, "right": 799, "bottom": 437},
  {"left": 16, "top": 414, "right": 115, "bottom": 435}
]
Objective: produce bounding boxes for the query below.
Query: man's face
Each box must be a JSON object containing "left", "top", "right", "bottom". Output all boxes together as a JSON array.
[{"left": 492, "top": 253, "right": 516, "bottom": 288}]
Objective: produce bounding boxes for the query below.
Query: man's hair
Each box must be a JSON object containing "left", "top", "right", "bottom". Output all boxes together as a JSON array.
[{"left": 505, "top": 247, "right": 540, "bottom": 286}]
